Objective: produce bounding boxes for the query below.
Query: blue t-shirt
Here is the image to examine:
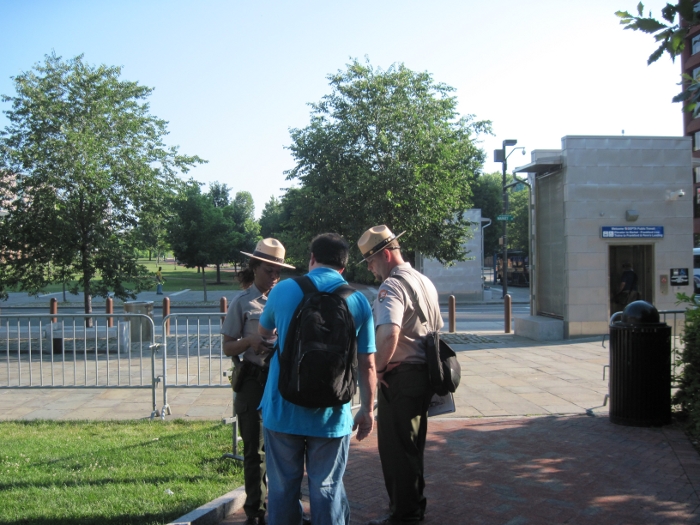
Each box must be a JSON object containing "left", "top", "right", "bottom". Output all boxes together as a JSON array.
[{"left": 259, "top": 267, "right": 375, "bottom": 438}]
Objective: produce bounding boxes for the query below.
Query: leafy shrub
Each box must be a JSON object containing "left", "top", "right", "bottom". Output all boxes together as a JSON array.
[{"left": 673, "top": 293, "right": 700, "bottom": 435}]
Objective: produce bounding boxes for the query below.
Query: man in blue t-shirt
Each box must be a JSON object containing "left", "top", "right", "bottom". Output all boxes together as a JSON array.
[{"left": 259, "top": 233, "right": 377, "bottom": 525}]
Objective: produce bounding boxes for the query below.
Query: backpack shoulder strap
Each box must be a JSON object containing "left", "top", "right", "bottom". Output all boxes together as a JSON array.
[
  {"left": 332, "top": 284, "right": 356, "bottom": 300},
  {"left": 293, "top": 275, "right": 318, "bottom": 295}
]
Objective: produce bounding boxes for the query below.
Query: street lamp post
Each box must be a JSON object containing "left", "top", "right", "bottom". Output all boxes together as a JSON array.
[{"left": 494, "top": 139, "right": 518, "bottom": 299}]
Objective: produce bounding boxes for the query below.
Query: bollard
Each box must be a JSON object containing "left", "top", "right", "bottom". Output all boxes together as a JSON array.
[
  {"left": 106, "top": 297, "right": 114, "bottom": 327},
  {"left": 504, "top": 294, "right": 512, "bottom": 334},
  {"left": 449, "top": 295, "right": 456, "bottom": 333},
  {"left": 163, "top": 297, "right": 170, "bottom": 335},
  {"left": 50, "top": 297, "right": 58, "bottom": 323},
  {"left": 220, "top": 297, "right": 228, "bottom": 324}
]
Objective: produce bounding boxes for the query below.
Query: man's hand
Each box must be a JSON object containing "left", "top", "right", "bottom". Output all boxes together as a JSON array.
[
  {"left": 377, "top": 361, "right": 400, "bottom": 388},
  {"left": 352, "top": 406, "right": 374, "bottom": 441},
  {"left": 250, "top": 335, "right": 274, "bottom": 357}
]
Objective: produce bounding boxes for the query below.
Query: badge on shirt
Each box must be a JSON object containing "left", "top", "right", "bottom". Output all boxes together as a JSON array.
[{"left": 378, "top": 289, "right": 388, "bottom": 302}]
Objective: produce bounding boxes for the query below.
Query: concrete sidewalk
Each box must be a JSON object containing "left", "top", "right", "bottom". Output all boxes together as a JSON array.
[
  {"left": 5, "top": 331, "right": 696, "bottom": 525},
  {"left": 0, "top": 334, "right": 607, "bottom": 422},
  {"left": 219, "top": 415, "right": 700, "bottom": 525}
]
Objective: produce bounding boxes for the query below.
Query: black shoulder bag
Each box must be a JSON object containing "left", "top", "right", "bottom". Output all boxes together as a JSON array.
[{"left": 392, "top": 274, "right": 461, "bottom": 396}]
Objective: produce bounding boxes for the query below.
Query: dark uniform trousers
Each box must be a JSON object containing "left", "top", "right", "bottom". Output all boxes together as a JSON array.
[
  {"left": 234, "top": 373, "right": 267, "bottom": 519},
  {"left": 377, "top": 364, "right": 433, "bottom": 523}
]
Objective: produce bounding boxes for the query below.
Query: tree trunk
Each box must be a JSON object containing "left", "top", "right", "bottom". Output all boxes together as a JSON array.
[
  {"left": 83, "top": 273, "right": 93, "bottom": 328},
  {"left": 202, "top": 267, "right": 208, "bottom": 302},
  {"left": 148, "top": 250, "right": 152, "bottom": 261},
  {"left": 215, "top": 263, "right": 221, "bottom": 284}
]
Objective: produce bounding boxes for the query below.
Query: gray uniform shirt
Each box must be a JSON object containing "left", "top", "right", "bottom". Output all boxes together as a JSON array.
[
  {"left": 373, "top": 262, "right": 444, "bottom": 364},
  {"left": 220, "top": 284, "right": 275, "bottom": 368}
]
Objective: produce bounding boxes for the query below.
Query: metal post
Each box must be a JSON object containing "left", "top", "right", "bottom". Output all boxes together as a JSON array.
[
  {"left": 106, "top": 297, "right": 114, "bottom": 327},
  {"left": 163, "top": 297, "right": 170, "bottom": 335},
  {"left": 502, "top": 157, "right": 509, "bottom": 300},
  {"left": 220, "top": 297, "right": 227, "bottom": 325},
  {"left": 504, "top": 294, "right": 512, "bottom": 334},
  {"left": 449, "top": 295, "right": 456, "bottom": 333},
  {"left": 50, "top": 297, "right": 58, "bottom": 323}
]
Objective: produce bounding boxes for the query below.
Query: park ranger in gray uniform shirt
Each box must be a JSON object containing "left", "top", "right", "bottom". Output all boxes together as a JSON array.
[
  {"left": 221, "top": 238, "right": 295, "bottom": 525},
  {"left": 358, "top": 225, "right": 443, "bottom": 525}
]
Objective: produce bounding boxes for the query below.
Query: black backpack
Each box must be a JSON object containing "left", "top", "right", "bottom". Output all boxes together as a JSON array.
[{"left": 277, "top": 276, "right": 358, "bottom": 408}]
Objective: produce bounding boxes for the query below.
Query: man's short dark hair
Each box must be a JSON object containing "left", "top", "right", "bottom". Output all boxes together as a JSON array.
[{"left": 311, "top": 233, "right": 349, "bottom": 269}]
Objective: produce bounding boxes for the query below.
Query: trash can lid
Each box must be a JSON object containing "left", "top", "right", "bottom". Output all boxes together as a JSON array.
[{"left": 621, "top": 300, "right": 660, "bottom": 324}]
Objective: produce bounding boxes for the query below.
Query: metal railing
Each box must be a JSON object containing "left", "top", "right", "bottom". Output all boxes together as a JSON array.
[
  {"left": 159, "top": 312, "right": 231, "bottom": 419},
  {"left": 659, "top": 309, "right": 685, "bottom": 385},
  {"left": 0, "top": 313, "right": 160, "bottom": 419}
]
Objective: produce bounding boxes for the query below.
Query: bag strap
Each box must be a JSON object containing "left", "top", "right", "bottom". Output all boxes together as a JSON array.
[
  {"left": 293, "top": 275, "right": 356, "bottom": 299},
  {"left": 391, "top": 273, "right": 440, "bottom": 332},
  {"left": 293, "top": 275, "right": 317, "bottom": 295}
]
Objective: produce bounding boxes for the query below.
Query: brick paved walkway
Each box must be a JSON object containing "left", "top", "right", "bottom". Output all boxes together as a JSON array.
[{"left": 221, "top": 415, "right": 700, "bottom": 525}]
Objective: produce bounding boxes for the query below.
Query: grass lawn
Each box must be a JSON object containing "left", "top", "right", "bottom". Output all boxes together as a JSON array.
[
  {"left": 139, "top": 259, "right": 241, "bottom": 293},
  {"left": 0, "top": 420, "right": 244, "bottom": 525}
]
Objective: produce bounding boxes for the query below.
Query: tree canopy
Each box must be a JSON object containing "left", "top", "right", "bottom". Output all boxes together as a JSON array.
[
  {"left": 616, "top": 1, "right": 700, "bottom": 114},
  {"left": 283, "top": 59, "right": 491, "bottom": 264},
  {"left": 0, "top": 53, "right": 204, "bottom": 314},
  {"left": 166, "top": 182, "right": 259, "bottom": 298}
]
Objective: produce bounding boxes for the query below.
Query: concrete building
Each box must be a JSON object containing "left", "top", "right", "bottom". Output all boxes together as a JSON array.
[
  {"left": 513, "top": 135, "right": 693, "bottom": 340},
  {"left": 417, "top": 208, "right": 487, "bottom": 302}
]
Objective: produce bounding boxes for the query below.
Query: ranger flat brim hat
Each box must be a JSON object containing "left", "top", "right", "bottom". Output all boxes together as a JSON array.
[
  {"left": 241, "top": 238, "right": 296, "bottom": 269},
  {"left": 357, "top": 225, "right": 405, "bottom": 263}
]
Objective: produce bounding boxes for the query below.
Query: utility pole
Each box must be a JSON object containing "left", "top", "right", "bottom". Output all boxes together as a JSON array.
[{"left": 494, "top": 139, "right": 518, "bottom": 299}]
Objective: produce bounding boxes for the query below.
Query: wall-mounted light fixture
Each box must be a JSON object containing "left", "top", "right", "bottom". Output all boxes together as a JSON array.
[
  {"left": 666, "top": 189, "right": 685, "bottom": 201},
  {"left": 625, "top": 210, "right": 639, "bottom": 222}
]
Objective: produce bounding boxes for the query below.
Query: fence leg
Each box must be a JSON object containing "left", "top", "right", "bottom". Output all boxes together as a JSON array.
[
  {"left": 50, "top": 297, "right": 58, "bottom": 323},
  {"left": 505, "top": 294, "right": 512, "bottom": 334},
  {"left": 449, "top": 295, "right": 456, "bottom": 333},
  {"left": 106, "top": 298, "right": 113, "bottom": 327}
]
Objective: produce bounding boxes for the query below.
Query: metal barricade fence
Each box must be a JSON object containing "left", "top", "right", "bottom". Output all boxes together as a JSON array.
[
  {"left": 659, "top": 309, "right": 685, "bottom": 386},
  {"left": 160, "top": 312, "right": 240, "bottom": 458},
  {"left": 159, "top": 312, "right": 364, "bottom": 460},
  {"left": 0, "top": 313, "right": 160, "bottom": 419},
  {"left": 160, "top": 313, "right": 231, "bottom": 417}
]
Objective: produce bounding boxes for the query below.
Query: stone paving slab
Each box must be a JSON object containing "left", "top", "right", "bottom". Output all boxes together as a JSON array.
[{"left": 220, "top": 415, "right": 700, "bottom": 525}]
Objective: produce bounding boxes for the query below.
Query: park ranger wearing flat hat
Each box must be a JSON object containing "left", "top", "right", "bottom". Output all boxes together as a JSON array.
[{"left": 358, "top": 225, "right": 443, "bottom": 525}]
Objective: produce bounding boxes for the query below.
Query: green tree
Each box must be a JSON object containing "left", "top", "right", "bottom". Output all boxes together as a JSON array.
[
  {"left": 616, "top": 1, "right": 700, "bottom": 114},
  {"left": 508, "top": 185, "right": 530, "bottom": 255},
  {"left": 259, "top": 196, "right": 284, "bottom": 239},
  {"left": 227, "top": 191, "right": 260, "bottom": 269},
  {"left": 207, "top": 181, "right": 231, "bottom": 208},
  {"left": 284, "top": 59, "right": 491, "bottom": 264},
  {"left": 0, "top": 53, "right": 203, "bottom": 316},
  {"left": 470, "top": 172, "right": 505, "bottom": 258}
]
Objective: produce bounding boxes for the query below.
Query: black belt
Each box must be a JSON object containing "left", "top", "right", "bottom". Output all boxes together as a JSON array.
[{"left": 386, "top": 363, "right": 427, "bottom": 376}]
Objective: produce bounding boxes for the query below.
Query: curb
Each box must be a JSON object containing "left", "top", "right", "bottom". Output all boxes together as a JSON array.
[{"left": 167, "top": 486, "right": 246, "bottom": 525}]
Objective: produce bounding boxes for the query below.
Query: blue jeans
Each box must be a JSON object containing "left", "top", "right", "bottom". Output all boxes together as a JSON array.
[{"left": 264, "top": 428, "right": 350, "bottom": 525}]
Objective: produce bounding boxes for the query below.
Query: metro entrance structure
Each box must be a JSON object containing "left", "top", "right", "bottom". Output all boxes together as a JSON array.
[{"left": 513, "top": 135, "right": 693, "bottom": 340}]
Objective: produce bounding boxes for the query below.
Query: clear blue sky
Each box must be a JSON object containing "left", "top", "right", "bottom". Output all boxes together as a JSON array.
[{"left": 0, "top": 0, "right": 682, "bottom": 217}]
